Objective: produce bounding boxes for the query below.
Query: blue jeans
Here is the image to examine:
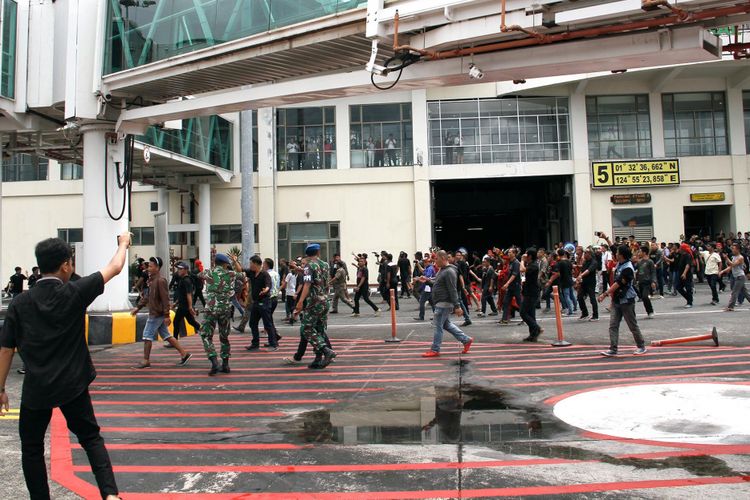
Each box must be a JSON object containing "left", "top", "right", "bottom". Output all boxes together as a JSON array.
[
  {"left": 231, "top": 296, "right": 245, "bottom": 318},
  {"left": 142, "top": 316, "right": 172, "bottom": 342},
  {"left": 557, "top": 286, "right": 574, "bottom": 314},
  {"left": 417, "top": 290, "right": 433, "bottom": 320},
  {"left": 431, "top": 306, "right": 471, "bottom": 352},
  {"left": 564, "top": 287, "right": 576, "bottom": 313}
]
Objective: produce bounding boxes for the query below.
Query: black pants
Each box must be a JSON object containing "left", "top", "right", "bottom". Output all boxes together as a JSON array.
[
  {"left": 194, "top": 288, "right": 206, "bottom": 307},
  {"left": 502, "top": 285, "right": 522, "bottom": 321},
  {"left": 388, "top": 284, "right": 400, "bottom": 310},
  {"left": 706, "top": 274, "right": 719, "bottom": 302},
  {"left": 519, "top": 294, "right": 541, "bottom": 337},
  {"left": 601, "top": 271, "right": 610, "bottom": 293},
  {"left": 293, "top": 328, "right": 333, "bottom": 361},
  {"left": 400, "top": 277, "right": 411, "bottom": 297},
  {"left": 676, "top": 277, "right": 693, "bottom": 306},
  {"left": 20, "top": 389, "right": 118, "bottom": 500},
  {"left": 173, "top": 307, "right": 200, "bottom": 338},
  {"left": 248, "top": 300, "right": 277, "bottom": 347},
  {"left": 354, "top": 287, "right": 378, "bottom": 314},
  {"left": 637, "top": 282, "right": 654, "bottom": 314},
  {"left": 577, "top": 282, "right": 598, "bottom": 319},
  {"left": 481, "top": 289, "right": 497, "bottom": 314}
]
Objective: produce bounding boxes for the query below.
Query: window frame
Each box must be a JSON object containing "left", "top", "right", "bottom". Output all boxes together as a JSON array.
[
  {"left": 662, "top": 92, "right": 728, "bottom": 157},
  {"left": 586, "top": 94, "right": 652, "bottom": 160},
  {"left": 349, "top": 103, "right": 413, "bottom": 168},
  {"left": 276, "top": 107, "right": 336, "bottom": 171}
]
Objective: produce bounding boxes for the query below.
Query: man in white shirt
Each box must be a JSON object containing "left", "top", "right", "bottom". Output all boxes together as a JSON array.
[
  {"left": 286, "top": 138, "right": 299, "bottom": 170},
  {"left": 385, "top": 134, "right": 398, "bottom": 166},
  {"left": 703, "top": 244, "right": 722, "bottom": 305},
  {"left": 600, "top": 244, "right": 612, "bottom": 293}
]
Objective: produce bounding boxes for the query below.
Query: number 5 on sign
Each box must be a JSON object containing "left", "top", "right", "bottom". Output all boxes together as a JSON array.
[{"left": 593, "top": 163, "right": 613, "bottom": 187}]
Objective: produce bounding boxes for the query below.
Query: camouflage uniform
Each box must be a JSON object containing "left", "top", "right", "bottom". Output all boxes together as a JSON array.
[
  {"left": 301, "top": 259, "right": 332, "bottom": 353},
  {"left": 330, "top": 265, "right": 354, "bottom": 313},
  {"left": 199, "top": 266, "right": 237, "bottom": 360}
]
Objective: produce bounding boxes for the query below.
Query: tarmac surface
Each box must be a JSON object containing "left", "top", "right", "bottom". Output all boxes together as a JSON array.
[{"left": 1, "top": 281, "right": 750, "bottom": 499}]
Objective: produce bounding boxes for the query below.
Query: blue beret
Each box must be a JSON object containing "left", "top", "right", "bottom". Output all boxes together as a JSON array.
[
  {"left": 305, "top": 243, "right": 321, "bottom": 256},
  {"left": 215, "top": 253, "right": 231, "bottom": 265}
]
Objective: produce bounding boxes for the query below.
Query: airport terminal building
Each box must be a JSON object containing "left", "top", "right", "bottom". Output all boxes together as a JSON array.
[{"left": 0, "top": 1, "right": 749, "bottom": 298}]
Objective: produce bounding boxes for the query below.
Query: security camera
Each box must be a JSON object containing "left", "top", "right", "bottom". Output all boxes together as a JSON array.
[{"left": 468, "top": 63, "right": 484, "bottom": 80}]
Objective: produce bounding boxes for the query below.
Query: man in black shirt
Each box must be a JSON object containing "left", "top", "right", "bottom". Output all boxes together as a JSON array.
[
  {"left": 173, "top": 261, "right": 201, "bottom": 339},
  {"left": 520, "top": 248, "right": 543, "bottom": 342},
  {"left": 500, "top": 249, "right": 522, "bottom": 324},
  {"left": 27, "top": 267, "right": 41, "bottom": 289},
  {"left": 454, "top": 251, "right": 472, "bottom": 326},
  {"left": 0, "top": 233, "right": 130, "bottom": 500},
  {"left": 352, "top": 257, "right": 380, "bottom": 316},
  {"left": 575, "top": 248, "right": 599, "bottom": 321},
  {"left": 477, "top": 257, "right": 498, "bottom": 317},
  {"left": 397, "top": 252, "right": 412, "bottom": 298},
  {"left": 675, "top": 243, "right": 694, "bottom": 308},
  {"left": 8, "top": 266, "right": 26, "bottom": 298},
  {"left": 241, "top": 255, "right": 279, "bottom": 351},
  {"left": 547, "top": 249, "right": 574, "bottom": 316}
]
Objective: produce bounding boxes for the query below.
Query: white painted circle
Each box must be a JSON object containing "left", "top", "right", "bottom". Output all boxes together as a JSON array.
[
  {"left": 143, "top": 146, "right": 151, "bottom": 164},
  {"left": 553, "top": 383, "right": 750, "bottom": 445}
]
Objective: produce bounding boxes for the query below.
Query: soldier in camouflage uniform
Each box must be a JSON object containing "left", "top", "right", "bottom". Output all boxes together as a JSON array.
[
  {"left": 199, "top": 253, "right": 241, "bottom": 375},
  {"left": 292, "top": 243, "right": 337, "bottom": 369}
]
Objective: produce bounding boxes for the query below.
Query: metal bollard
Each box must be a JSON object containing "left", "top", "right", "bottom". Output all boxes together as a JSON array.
[
  {"left": 385, "top": 288, "right": 401, "bottom": 343},
  {"left": 551, "top": 285, "right": 572, "bottom": 347}
]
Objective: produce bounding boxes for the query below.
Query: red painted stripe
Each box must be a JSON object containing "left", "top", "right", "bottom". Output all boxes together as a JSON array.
[
  {"left": 100, "top": 427, "right": 242, "bottom": 433},
  {"left": 74, "top": 457, "right": 583, "bottom": 473},
  {"left": 479, "top": 351, "right": 750, "bottom": 371},
  {"left": 91, "top": 388, "right": 383, "bottom": 395},
  {"left": 618, "top": 445, "right": 750, "bottom": 459},
  {"left": 50, "top": 410, "right": 102, "bottom": 499},
  {"left": 94, "top": 412, "right": 285, "bottom": 418},
  {"left": 509, "top": 369, "right": 750, "bottom": 387},
  {"left": 80, "top": 477, "right": 750, "bottom": 499},
  {"left": 90, "top": 377, "right": 434, "bottom": 387},
  {"left": 94, "top": 399, "right": 337, "bottom": 406},
  {"left": 95, "top": 362, "right": 446, "bottom": 372},
  {"left": 486, "top": 360, "right": 750, "bottom": 379},
  {"left": 93, "top": 368, "right": 445, "bottom": 379},
  {"left": 75, "top": 443, "right": 305, "bottom": 451},
  {"left": 581, "top": 430, "right": 750, "bottom": 453}
]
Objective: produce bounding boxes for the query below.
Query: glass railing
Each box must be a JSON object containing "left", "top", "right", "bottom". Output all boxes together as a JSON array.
[
  {"left": 137, "top": 115, "right": 233, "bottom": 171},
  {"left": 1, "top": 0, "right": 17, "bottom": 99},
  {"left": 104, "top": 0, "right": 363, "bottom": 74}
]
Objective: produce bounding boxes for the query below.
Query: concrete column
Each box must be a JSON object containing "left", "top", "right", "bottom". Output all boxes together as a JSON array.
[
  {"left": 411, "top": 89, "right": 432, "bottom": 250},
  {"left": 649, "top": 93, "right": 666, "bottom": 158},
  {"left": 726, "top": 86, "right": 750, "bottom": 230},
  {"left": 0, "top": 140, "right": 4, "bottom": 301},
  {"left": 158, "top": 188, "right": 169, "bottom": 214},
  {"left": 81, "top": 122, "right": 130, "bottom": 311},
  {"left": 240, "top": 110, "right": 255, "bottom": 267},
  {"left": 570, "top": 92, "right": 594, "bottom": 244},
  {"left": 198, "top": 183, "right": 211, "bottom": 267},
  {"left": 335, "top": 103, "right": 350, "bottom": 169},
  {"left": 257, "top": 107, "right": 276, "bottom": 259}
]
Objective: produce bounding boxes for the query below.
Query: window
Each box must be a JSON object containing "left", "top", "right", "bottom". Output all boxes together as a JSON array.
[
  {"left": 276, "top": 107, "right": 336, "bottom": 170},
  {"left": 60, "top": 163, "right": 83, "bottom": 180},
  {"left": 130, "top": 227, "right": 155, "bottom": 246},
  {"left": 1, "top": 154, "right": 48, "bottom": 181},
  {"left": 1, "top": 0, "right": 17, "bottom": 99},
  {"left": 277, "top": 222, "right": 340, "bottom": 262},
  {"left": 611, "top": 208, "right": 653, "bottom": 241},
  {"left": 428, "top": 97, "right": 570, "bottom": 165},
  {"left": 350, "top": 103, "right": 413, "bottom": 167},
  {"left": 249, "top": 110, "right": 258, "bottom": 171},
  {"left": 210, "top": 224, "right": 258, "bottom": 244},
  {"left": 587, "top": 95, "right": 652, "bottom": 159},
  {"left": 744, "top": 91, "right": 750, "bottom": 154},
  {"left": 58, "top": 228, "right": 83, "bottom": 244},
  {"left": 662, "top": 92, "right": 728, "bottom": 157}
]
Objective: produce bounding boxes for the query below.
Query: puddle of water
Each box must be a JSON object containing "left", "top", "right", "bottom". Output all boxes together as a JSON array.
[{"left": 280, "top": 383, "right": 568, "bottom": 445}]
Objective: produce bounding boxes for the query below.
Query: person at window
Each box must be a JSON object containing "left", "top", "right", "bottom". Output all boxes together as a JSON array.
[
  {"left": 454, "top": 133, "right": 464, "bottom": 164},
  {"left": 0, "top": 232, "right": 133, "bottom": 500},
  {"left": 366, "top": 137, "right": 376, "bottom": 167},
  {"left": 385, "top": 134, "right": 398, "bottom": 166},
  {"left": 324, "top": 137, "right": 334, "bottom": 169},
  {"left": 444, "top": 133, "right": 454, "bottom": 164},
  {"left": 603, "top": 126, "right": 622, "bottom": 158},
  {"left": 375, "top": 137, "right": 385, "bottom": 167},
  {"left": 286, "top": 137, "right": 299, "bottom": 171}
]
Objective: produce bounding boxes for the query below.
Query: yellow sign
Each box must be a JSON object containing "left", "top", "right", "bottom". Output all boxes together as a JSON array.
[
  {"left": 690, "top": 192, "right": 725, "bottom": 202},
  {"left": 592, "top": 159, "right": 680, "bottom": 188}
]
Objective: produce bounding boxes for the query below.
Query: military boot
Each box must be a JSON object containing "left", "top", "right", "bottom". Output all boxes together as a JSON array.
[
  {"left": 208, "top": 357, "right": 220, "bottom": 376},
  {"left": 221, "top": 358, "right": 231, "bottom": 373}
]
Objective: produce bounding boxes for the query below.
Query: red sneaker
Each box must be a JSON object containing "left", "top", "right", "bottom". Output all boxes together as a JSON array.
[
  {"left": 421, "top": 350, "right": 440, "bottom": 358},
  {"left": 462, "top": 338, "right": 474, "bottom": 354}
]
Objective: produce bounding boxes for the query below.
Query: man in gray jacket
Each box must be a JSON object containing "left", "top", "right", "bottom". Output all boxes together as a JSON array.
[{"left": 422, "top": 250, "right": 473, "bottom": 357}]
